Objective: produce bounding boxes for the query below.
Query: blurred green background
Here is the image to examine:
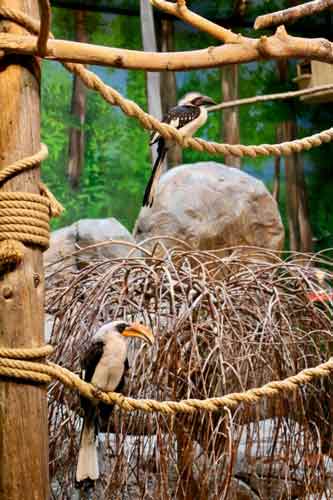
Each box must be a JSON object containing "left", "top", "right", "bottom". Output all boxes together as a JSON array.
[{"left": 42, "top": 1, "right": 333, "bottom": 251}]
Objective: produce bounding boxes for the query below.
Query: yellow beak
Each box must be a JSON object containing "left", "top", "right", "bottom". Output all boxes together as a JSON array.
[{"left": 121, "top": 322, "right": 154, "bottom": 345}]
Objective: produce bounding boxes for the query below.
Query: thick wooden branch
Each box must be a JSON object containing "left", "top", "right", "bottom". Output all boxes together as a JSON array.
[
  {"left": 255, "top": 0, "right": 333, "bottom": 30},
  {"left": 0, "top": 33, "right": 258, "bottom": 69},
  {"left": 1, "top": 27, "right": 333, "bottom": 70},
  {"left": 37, "top": 0, "right": 51, "bottom": 55}
]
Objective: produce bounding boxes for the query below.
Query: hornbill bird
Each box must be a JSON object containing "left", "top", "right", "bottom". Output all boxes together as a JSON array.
[
  {"left": 143, "top": 92, "right": 216, "bottom": 208},
  {"left": 75, "top": 320, "right": 154, "bottom": 487}
]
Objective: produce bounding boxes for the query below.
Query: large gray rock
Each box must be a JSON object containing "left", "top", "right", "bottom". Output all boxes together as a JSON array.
[
  {"left": 134, "top": 162, "right": 284, "bottom": 254},
  {"left": 45, "top": 217, "right": 136, "bottom": 276}
]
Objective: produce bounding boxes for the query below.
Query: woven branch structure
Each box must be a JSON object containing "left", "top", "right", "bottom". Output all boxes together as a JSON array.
[{"left": 40, "top": 244, "right": 333, "bottom": 498}]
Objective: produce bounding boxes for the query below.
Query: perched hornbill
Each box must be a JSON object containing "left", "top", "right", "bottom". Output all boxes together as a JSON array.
[
  {"left": 143, "top": 92, "right": 216, "bottom": 208},
  {"left": 75, "top": 320, "right": 154, "bottom": 487}
]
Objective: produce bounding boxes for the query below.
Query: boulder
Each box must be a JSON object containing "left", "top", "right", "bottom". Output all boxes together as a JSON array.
[
  {"left": 44, "top": 217, "right": 136, "bottom": 276},
  {"left": 134, "top": 162, "right": 284, "bottom": 255}
]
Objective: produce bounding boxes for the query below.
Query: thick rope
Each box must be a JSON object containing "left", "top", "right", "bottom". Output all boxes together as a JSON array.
[
  {"left": 0, "top": 145, "right": 64, "bottom": 268},
  {"left": 0, "top": 7, "right": 333, "bottom": 158},
  {"left": 0, "top": 143, "right": 48, "bottom": 184},
  {"left": 0, "top": 346, "right": 332, "bottom": 414}
]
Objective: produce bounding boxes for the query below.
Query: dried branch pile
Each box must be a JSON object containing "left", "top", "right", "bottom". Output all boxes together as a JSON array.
[{"left": 46, "top": 243, "right": 333, "bottom": 499}]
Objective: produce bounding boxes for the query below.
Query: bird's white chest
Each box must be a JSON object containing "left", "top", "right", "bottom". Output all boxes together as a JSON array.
[{"left": 91, "top": 339, "right": 127, "bottom": 392}]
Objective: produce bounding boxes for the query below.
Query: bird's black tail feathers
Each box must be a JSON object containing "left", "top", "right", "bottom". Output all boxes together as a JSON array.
[{"left": 142, "top": 138, "right": 166, "bottom": 208}]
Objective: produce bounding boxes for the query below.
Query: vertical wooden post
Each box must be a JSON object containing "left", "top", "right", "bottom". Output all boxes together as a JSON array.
[
  {"left": 140, "top": 0, "right": 163, "bottom": 167},
  {"left": 221, "top": 64, "right": 241, "bottom": 168},
  {"left": 0, "top": 1, "right": 49, "bottom": 499},
  {"left": 68, "top": 9, "right": 87, "bottom": 189},
  {"left": 160, "top": 18, "right": 182, "bottom": 169}
]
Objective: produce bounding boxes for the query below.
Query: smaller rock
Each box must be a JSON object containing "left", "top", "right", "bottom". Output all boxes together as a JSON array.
[{"left": 45, "top": 218, "right": 137, "bottom": 280}]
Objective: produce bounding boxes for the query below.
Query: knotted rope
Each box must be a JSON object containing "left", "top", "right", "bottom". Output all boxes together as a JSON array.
[
  {"left": 1, "top": 346, "right": 333, "bottom": 414},
  {"left": 0, "top": 144, "right": 64, "bottom": 270},
  {"left": 0, "top": 7, "right": 333, "bottom": 158}
]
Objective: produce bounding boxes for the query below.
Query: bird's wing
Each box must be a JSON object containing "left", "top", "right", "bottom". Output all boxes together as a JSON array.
[
  {"left": 149, "top": 105, "right": 201, "bottom": 145},
  {"left": 81, "top": 341, "right": 104, "bottom": 383},
  {"left": 80, "top": 341, "right": 104, "bottom": 416}
]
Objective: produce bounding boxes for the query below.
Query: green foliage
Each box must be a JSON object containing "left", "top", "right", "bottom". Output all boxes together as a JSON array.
[{"left": 40, "top": 4, "right": 333, "bottom": 251}]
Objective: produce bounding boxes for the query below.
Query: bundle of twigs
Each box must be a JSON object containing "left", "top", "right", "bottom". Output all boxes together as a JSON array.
[{"left": 46, "top": 240, "right": 333, "bottom": 499}]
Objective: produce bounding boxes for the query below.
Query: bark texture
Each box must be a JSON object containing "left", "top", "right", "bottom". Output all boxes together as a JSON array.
[
  {"left": 160, "top": 18, "right": 182, "bottom": 168},
  {"left": 221, "top": 65, "right": 241, "bottom": 168},
  {"left": 140, "top": 0, "right": 163, "bottom": 166},
  {"left": 68, "top": 9, "right": 87, "bottom": 189},
  {"left": 0, "top": 0, "right": 49, "bottom": 498}
]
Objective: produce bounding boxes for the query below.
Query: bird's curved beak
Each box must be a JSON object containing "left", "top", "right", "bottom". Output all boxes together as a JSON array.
[
  {"left": 122, "top": 322, "right": 154, "bottom": 345},
  {"left": 202, "top": 95, "right": 216, "bottom": 105}
]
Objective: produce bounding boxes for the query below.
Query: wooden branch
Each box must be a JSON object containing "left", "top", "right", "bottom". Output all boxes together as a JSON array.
[
  {"left": 255, "top": 0, "right": 333, "bottom": 30},
  {"left": 0, "top": 33, "right": 259, "bottom": 69},
  {"left": 1, "top": 26, "right": 333, "bottom": 69},
  {"left": 209, "top": 83, "right": 333, "bottom": 111},
  {"left": 150, "top": 0, "right": 242, "bottom": 44},
  {"left": 37, "top": 0, "right": 51, "bottom": 55}
]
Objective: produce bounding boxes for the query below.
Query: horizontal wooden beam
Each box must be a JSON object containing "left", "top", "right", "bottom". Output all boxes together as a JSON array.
[{"left": 1, "top": 27, "right": 333, "bottom": 71}]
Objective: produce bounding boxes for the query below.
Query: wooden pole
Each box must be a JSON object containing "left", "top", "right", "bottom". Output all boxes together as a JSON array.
[
  {"left": 68, "top": 9, "right": 87, "bottom": 189},
  {"left": 0, "top": 1, "right": 49, "bottom": 499},
  {"left": 221, "top": 65, "right": 241, "bottom": 168}
]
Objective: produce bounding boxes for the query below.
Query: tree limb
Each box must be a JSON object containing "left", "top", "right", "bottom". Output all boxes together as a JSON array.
[
  {"left": 255, "top": 0, "right": 333, "bottom": 30},
  {"left": 209, "top": 83, "right": 333, "bottom": 111},
  {"left": 37, "top": 0, "right": 51, "bottom": 55},
  {"left": 1, "top": 27, "right": 333, "bottom": 69}
]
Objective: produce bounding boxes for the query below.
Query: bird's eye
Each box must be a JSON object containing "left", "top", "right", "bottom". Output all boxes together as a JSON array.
[{"left": 115, "top": 322, "right": 129, "bottom": 333}]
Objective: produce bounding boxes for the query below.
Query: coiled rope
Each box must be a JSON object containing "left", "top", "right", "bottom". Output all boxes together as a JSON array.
[{"left": 0, "top": 144, "right": 63, "bottom": 269}]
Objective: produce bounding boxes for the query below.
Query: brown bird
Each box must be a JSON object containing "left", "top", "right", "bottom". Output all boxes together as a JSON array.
[
  {"left": 143, "top": 92, "right": 216, "bottom": 207},
  {"left": 75, "top": 320, "right": 154, "bottom": 487}
]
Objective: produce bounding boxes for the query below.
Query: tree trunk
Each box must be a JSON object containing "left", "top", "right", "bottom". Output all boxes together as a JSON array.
[
  {"left": 221, "top": 65, "right": 241, "bottom": 168},
  {"left": 272, "top": 125, "right": 282, "bottom": 203},
  {"left": 283, "top": 121, "right": 300, "bottom": 251},
  {"left": 160, "top": 18, "right": 182, "bottom": 168},
  {"left": 140, "top": 0, "right": 163, "bottom": 167},
  {"left": 0, "top": 0, "right": 49, "bottom": 499},
  {"left": 277, "top": 61, "right": 313, "bottom": 252},
  {"left": 296, "top": 152, "right": 313, "bottom": 252},
  {"left": 68, "top": 10, "right": 87, "bottom": 189}
]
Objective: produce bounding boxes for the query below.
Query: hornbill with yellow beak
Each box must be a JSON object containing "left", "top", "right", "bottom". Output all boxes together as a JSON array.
[
  {"left": 75, "top": 320, "right": 154, "bottom": 487},
  {"left": 143, "top": 92, "right": 216, "bottom": 207}
]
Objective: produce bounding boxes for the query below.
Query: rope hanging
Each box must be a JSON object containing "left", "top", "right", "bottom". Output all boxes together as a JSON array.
[
  {"left": 0, "top": 7, "right": 333, "bottom": 158},
  {"left": 0, "top": 346, "right": 333, "bottom": 414},
  {"left": 0, "top": 144, "right": 64, "bottom": 270}
]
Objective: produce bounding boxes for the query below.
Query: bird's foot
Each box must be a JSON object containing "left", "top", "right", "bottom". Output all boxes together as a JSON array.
[{"left": 92, "top": 386, "right": 105, "bottom": 401}]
